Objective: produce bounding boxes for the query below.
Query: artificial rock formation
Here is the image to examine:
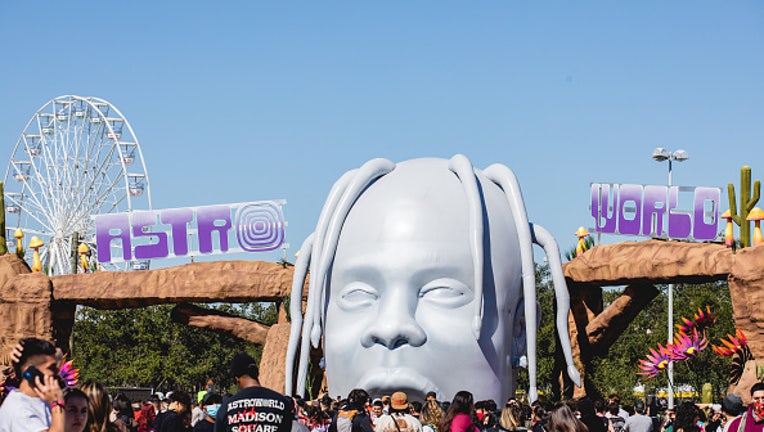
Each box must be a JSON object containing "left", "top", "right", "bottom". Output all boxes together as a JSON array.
[
  {"left": 0, "top": 260, "right": 300, "bottom": 388},
  {"left": 562, "top": 239, "right": 764, "bottom": 402}
]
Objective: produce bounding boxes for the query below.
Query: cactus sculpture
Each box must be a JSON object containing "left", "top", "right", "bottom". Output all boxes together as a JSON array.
[
  {"left": 728, "top": 166, "right": 761, "bottom": 248},
  {"left": 0, "top": 182, "right": 6, "bottom": 255}
]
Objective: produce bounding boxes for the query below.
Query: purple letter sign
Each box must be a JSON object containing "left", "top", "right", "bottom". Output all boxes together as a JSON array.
[
  {"left": 94, "top": 200, "right": 286, "bottom": 263},
  {"left": 590, "top": 183, "right": 720, "bottom": 241}
]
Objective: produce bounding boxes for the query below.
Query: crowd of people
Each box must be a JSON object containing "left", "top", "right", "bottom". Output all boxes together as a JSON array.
[{"left": 2, "top": 338, "right": 764, "bottom": 432}]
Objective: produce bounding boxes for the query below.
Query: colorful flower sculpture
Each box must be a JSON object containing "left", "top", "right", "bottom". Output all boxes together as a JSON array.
[
  {"left": 670, "top": 329, "right": 708, "bottom": 361},
  {"left": 59, "top": 356, "right": 80, "bottom": 388},
  {"left": 712, "top": 329, "right": 748, "bottom": 357},
  {"left": 638, "top": 343, "right": 673, "bottom": 378},
  {"left": 676, "top": 306, "right": 716, "bottom": 336}
]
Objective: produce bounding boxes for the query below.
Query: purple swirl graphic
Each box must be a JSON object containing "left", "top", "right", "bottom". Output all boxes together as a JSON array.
[{"left": 235, "top": 202, "right": 284, "bottom": 252}]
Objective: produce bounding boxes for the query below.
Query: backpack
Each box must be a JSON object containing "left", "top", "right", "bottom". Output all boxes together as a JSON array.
[
  {"left": 610, "top": 416, "right": 626, "bottom": 432},
  {"left": 336, "top": 409, "right": 359, "bottom": 432}
]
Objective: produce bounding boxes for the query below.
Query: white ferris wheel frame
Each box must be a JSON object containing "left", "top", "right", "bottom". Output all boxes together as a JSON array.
[{"left": 4, "top": 95, "right": 152, "bottom": 275}]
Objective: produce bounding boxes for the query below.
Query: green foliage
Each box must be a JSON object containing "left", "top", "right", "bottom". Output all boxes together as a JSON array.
[
  {"left": 516, "top": 264, "right": 557, "bottom": 395},
  {"left": 589, "top": 281, "right": 734, "bottom": 403},
  {"left": 72, "top": 302, "right": 278, "bottom": 391},
  {"left": 517, "top": 264, "right": 735, "bottom": 403}
]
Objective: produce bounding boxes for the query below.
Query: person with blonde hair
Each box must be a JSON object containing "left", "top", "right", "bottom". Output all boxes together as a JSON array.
[
  {"left": 78, "top": 381, "right": 126, "bottom": 432},
  {"left": 421, "top": 400, "right": 445, "bottom": 432},
  {"left": 499, "top": 405, "right": 527, "bottom": 432}
]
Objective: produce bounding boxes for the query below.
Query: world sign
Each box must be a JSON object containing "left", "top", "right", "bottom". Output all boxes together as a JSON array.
[
  {"left": 94, "top": 200, "right": 286, "bottom": 263},
  {"left": 590, "top": 183, "right": 721, "bottom": 240}
]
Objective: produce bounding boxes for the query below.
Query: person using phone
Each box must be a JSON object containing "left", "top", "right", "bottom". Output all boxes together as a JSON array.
[{"left": 0, "top": 337, "right": 65, "bottom": 432}]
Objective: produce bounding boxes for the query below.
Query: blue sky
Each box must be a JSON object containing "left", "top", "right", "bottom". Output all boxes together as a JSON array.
[{"left": 1, "top": 2, "right": 762, "bottom": 266}]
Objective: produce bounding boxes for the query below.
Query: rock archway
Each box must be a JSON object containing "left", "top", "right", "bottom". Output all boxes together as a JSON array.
[
  {"left": 0, "top": 256, "right": 305, "bottom": 392},
  {"left": 560, "top": 239, "right": 764, "bottom": 404}
]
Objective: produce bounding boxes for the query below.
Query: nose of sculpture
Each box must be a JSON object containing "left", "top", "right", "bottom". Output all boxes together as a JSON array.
[{"left": 360, "top": 292, "right": 427, "bottom": 349}]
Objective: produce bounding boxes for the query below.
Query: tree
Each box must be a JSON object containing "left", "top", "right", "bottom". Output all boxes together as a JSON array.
[{"left": 71, "top": 302, "right": 278, "bottom": 392}]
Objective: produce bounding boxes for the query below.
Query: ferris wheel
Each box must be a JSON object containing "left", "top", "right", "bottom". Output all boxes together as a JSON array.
[{"left": 4, "top": 95, "right": 152, "bottom": 275}]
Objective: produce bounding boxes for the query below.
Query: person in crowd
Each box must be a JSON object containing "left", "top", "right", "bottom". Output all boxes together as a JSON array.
[
  {"left": 411, "top": 402, "right": 423, "bottom": 421},
  {"left": 623, "top": 401, "right": 651, "bottom": 432},
  {"left": 374, "top": 392, "right": 423, "bottom": 432},
  {"left": 593, "top": 401, "right": 613, "bottom": 432},
  {"left": 191, "top": 401, "right": 205, "bottom": 428},
  {"left": 704, "top": 406, "right": 723, "bottom": 432},
  {"left": 530, "top": 405, "right": 547, "bottom": 432},
  {"left": 421, "top": 399, "right": 445, "bottom": 430},
  {"left": 113, "top": 393, "right": 138, "bottom": 432},
  {"left": 371, "top": 400, "right": 385, "bottom": 426},
  {"left": 721, "top": 394, "right": 744, "bottom": 432},
  {"left": 64, "top": 388, "right": 89, "bottom": 432},
  {"left": 439, "top": 391, "right": 478, "bottom": 432},
  {"left": 727, "top": 383, "right": 764, "bottom": 432},
  {"left": 608, "top": 404, "right": 626, "bottom": 432},
  {"left": 138, "top": 396, "right": 159, "bottom": 432},
  {"left": 671, "top": 403, "right": 700, "bottom": 432},
  {"left": 607, "top": 396, "right": 629, "bottom": 421},
  {"left": 193, "top": 393, "right": 220, "bottom": 432},
  {"left": 498, "top": 403, "right": 526, "bottom": 432},
  {"left": 155, "top": 390, "right": 191, "bottom": 432},
  {"left": 79, "top": 380, "right": 127, "bottom": 432},
  {"left": 0, "top": 338, "right": 66, "bottom": 432},
  {"left": 548, "top": 404, "right": 588, "bottom": 432},
  {"left": 328, "top": 389, "right": 374, "bottom": 432},
  {"left": 215, "top": 352, "right": 294, "bottom": 432},
  {"left": 306, "top": 404, "right": 332, "bottom": 432},
  {"left": 476, "top": 401, "right": 498, "bottom": 432},
  {"left": 577, "top": 399, "right": 606, "bottom": 432}
]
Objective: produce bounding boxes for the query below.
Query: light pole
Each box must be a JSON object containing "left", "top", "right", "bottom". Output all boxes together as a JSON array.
[{"left": 651, "top": 147, "right": 689, "bottom": 409}]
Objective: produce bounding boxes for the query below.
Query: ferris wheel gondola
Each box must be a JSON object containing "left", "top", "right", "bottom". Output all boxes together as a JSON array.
[{"left": 4, "top": 95, "right": 152, "bottom": 275}]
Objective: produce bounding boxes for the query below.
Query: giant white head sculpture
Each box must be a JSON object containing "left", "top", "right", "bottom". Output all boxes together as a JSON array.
[{"left": 286, "top": 155, "right": 580, "bottom": 402}]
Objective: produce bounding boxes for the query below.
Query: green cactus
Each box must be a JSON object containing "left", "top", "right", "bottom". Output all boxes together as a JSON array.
[
  {"left": 728, "top": 166, "right": 761, "bottom": 248},
  {"left": 0, "top": 182, "right": 6, "bottom": 255}
]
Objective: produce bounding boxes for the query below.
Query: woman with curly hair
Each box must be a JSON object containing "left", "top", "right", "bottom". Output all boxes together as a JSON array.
[
  {"left": 672, "top": 402, "right": 700, "bottom": 432},
  {"left": 421, "top": 400, "right": 445, "bottom": 432},
  {"left": 439, "top": 391, "right": 478, "bottom": 432}
]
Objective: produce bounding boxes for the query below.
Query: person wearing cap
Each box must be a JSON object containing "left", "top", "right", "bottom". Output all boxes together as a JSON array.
[
  {"left": 214, "top": 352, "right": 294, "bottom": 432},
  {"left": 623, "top": 400, "right": 652, "bottom": 432},
  {"left": 374, "top": 392, "right": 423, "bottom": 432},
  {"left": 727, "top": 383, "right": 764, "bottom": 432},
  {"left": 158, "top": 390, "right": 192, "bottom": 432},
  {"left": 722, "top": 394, "right": 744, "bottom": 432}
]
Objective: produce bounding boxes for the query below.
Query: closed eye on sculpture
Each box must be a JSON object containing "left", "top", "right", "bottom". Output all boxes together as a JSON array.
[
  {"left": 419, "top": 278, "right": 472, "bottom": 307},
  {"left": 337, "top": 282, "right": 378, "bottom": 310}
]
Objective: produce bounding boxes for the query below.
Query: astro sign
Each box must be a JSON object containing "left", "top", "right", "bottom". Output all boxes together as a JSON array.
[
  {"left": 590, "top": 183, "right": 721, "bottom": 240},
  {"left": 94, "top": 200, "right": 286, "bottom": 263}
]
